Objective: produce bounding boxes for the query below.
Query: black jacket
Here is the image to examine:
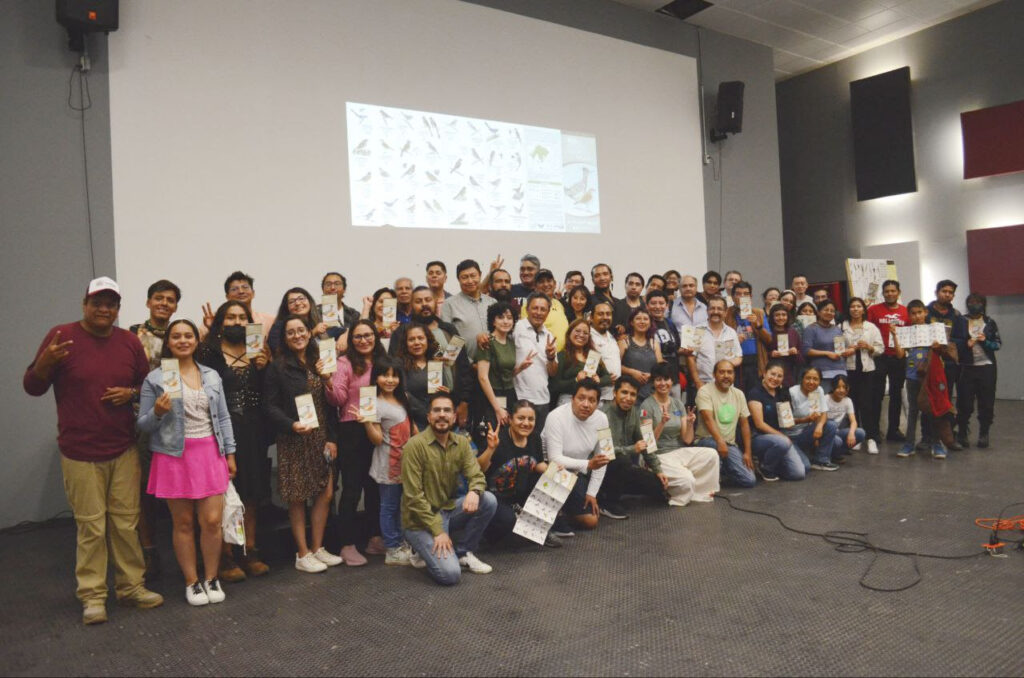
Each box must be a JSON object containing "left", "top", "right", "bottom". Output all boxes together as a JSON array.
[{"left": 262, "top": 352, "right": 338, "bottom": 444}]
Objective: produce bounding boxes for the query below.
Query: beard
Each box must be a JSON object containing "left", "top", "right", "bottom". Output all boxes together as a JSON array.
[{"left": 491, "top": 288, "right": 512, "bottom": 303}]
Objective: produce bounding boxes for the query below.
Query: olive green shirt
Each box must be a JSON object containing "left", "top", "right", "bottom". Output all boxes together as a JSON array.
[
  {"left": 600, "top": 401, "right": 662, "bottom": 475},
  {"left": 401, "top": 428, "right": 487, "bottom": 536}
]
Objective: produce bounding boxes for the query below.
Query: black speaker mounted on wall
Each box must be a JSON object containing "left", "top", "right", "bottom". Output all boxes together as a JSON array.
[
  {"left": 56, "top": 0, "right": 118, "bottom": 53},
  {"left": 710, "top": 81, "right": 744, "bottom": 142},
  {"left": 849, "top": 66, "right": 917, "bottom": 201}
]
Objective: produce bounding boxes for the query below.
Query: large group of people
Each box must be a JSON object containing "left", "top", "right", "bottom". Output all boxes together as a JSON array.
[{"left": 24, "top": 259, "right": 1003, "bottom": 620}]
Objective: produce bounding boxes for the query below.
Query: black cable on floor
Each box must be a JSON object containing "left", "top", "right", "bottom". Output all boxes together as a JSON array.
[
  {"left": 0, "top": 511, "right": 74, "bottom": 536},
  {"left": 714, "top": 495, "right": 987, "bottom": 592}
]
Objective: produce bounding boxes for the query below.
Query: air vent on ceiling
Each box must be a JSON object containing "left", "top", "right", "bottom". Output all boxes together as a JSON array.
[{"left": 656, "top": 0, "right": 713, "bottom": 21}]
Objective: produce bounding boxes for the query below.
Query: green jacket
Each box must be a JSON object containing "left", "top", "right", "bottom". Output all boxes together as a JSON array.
[
  {"left": 600, "top": 401, "right": 662, "bottom": 475},
  {"left": 401, "top": 428, "right": 487, "bottom": 536}
]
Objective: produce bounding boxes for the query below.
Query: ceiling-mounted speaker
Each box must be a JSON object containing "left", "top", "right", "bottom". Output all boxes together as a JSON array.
[{"left": 710, "top": 81, "right": 744, "bottom": 142}]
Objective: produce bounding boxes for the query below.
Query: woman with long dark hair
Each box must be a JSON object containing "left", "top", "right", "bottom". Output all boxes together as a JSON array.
[
  {"left": 618, "top": 307, "right": 663, "bottom": 400},
  {"left": 266, "top": 287, "right": 326, "bottom": 354},
  {"left": 393, "top": 323, "right": 450, "bottom": 431},
  {"left": 325, "top": 319, "right": 386, "bottom": 565},
  {"left": 138, "top": 319, "right": 236, "bottom": 606}
]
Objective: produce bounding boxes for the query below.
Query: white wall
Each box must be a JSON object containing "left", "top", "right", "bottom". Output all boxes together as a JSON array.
[{"left": 108, "top": 0, "right": 705, "bottom": 324}]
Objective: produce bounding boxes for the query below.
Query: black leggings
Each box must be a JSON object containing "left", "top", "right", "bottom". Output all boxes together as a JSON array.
[
  {"left": 871, "top": 354, "right": 906, "bottom": 437},
  {"left": 957, "top": 363, "right": 996, "bottom": 435},
  {"left": 847, "top": 369, "right": 877, "bottom": 439},
  {"left": 336, "top": 421, "right": 380, "bottom": 545}
]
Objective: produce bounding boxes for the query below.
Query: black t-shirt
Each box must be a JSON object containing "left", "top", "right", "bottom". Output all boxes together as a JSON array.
[
  {"left": 746, "top": 382, "right": 790, "bottom": 431},
  {"left": 485, "top": 430, "right": 543, "bottom": 502},
  {"left": 653, "top": 319, "right": 680, "bottom": 362}
]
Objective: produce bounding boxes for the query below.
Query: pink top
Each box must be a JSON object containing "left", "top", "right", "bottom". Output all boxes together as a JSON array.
[{"left": 326, "top": 355, "right": 372, "bottom": 422}]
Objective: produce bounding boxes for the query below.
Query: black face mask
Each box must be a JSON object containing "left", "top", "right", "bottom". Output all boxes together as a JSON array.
[
  {"left": 967, "top": 304, "right": 984, "bottom": 316},
  {"left": 222, "top": 325, "right": 246, "bottom": 344}
]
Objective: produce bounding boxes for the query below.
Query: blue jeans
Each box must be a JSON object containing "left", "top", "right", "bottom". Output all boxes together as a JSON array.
[
  {"left": 788, "top": 420, "right": 839, "bottom": 464},
  {"left": 752, "top": 433, "right": 808, "bottom": 480},
  {"left": 404, "top": 491, "right": 498, "bottom": 586},
  {"left": 696, "top": 437, "right": 756, "bottom": 488},
  {"left": 834, "top": 427, "right": 866, "bottom": 456},
  {"left": 378, "top": 483, "right": 403, "bottom": 549}
]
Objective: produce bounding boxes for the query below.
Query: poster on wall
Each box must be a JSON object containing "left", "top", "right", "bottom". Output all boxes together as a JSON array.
[{"left": 845, "top": 259, "right": 896, "bottom": 306}]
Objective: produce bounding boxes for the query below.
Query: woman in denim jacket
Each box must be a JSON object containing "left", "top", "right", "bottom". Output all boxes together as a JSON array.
[{"left": 138, "top": 319, "right": 236, "bottom": 608}]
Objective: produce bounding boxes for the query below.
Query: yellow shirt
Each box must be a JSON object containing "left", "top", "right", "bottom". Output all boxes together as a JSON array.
[{"left": 520, "top": 297, "right": 569, "bottom": 351}]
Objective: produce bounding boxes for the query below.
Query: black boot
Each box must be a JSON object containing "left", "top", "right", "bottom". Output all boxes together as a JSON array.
[{"left": 977, "top": 429, "right": 990, "bottom": 448}]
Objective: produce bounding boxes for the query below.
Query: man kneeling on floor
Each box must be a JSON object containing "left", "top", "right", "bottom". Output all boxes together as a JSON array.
[
  {"left": 402, "top": 393, "right": 497, "bottom": 585},
  {"left": 542, "top": 379, "right": 613, "bottom": 531}
]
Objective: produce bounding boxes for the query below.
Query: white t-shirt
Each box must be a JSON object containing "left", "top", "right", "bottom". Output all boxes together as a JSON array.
[
  {"left": 788, "top": 385, "right": 826, "bottom": 433},
  {"left": 693, "top": 323, "right": 742, "bottom": 385},
  {"left": 590, "top": 328, "right": 621, "bottom": 401},
  {"left": 826, "top": 395, "right": 854, "bottom": 428},
  {"left": 513, "top": 317, "right": 554, "bottom": 405},
  {"left": 541, "top": 403, "right": 610, "bottom": 497}
]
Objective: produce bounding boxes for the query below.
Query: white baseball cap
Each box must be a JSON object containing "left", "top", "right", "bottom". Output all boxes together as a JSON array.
[{"left": 86, "top": 276, "right": 121, "bottom": 299}]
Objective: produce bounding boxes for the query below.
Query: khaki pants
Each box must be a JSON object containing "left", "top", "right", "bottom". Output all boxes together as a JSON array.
[{"left": 60, "top": 447, "right": 146, "bottom": 604}]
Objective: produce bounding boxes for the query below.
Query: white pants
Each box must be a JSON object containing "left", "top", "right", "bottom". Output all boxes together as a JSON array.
[{"left": 657, "top": 447, "right": 720, "bottom": 506}]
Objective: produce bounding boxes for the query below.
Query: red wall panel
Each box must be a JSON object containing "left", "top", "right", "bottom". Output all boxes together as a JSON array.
[
  {"left": 966, "top": 224, "right": 1024, "bottom": 296},
  {"left": 961, "top": 99, "right": 1024, "bottom": 179}
]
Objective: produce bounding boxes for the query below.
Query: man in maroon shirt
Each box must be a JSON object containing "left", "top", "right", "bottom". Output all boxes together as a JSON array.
[
  {"left": 867, "top": 279, "right": 910, "bottom": 443},
  {"left": 24, "top": 277, "right": 163, "bottom": 625}
]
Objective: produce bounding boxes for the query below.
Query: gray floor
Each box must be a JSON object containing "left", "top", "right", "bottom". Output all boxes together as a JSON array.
[{"left": 2, "top": 402, "right": 1023, "bottom": 677}]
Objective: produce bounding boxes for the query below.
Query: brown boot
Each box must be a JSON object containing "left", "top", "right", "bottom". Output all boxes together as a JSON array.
[
  {"left": 240, "top": 548, "right": 270, "bottom": 577},
  {"left": 219, "top": 548, "right": 247, "bottom": 583}
]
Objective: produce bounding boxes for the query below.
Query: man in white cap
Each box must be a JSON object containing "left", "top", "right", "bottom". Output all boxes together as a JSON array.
[{"left": 24, "top": 276, "right": 164, "bottom": 625}]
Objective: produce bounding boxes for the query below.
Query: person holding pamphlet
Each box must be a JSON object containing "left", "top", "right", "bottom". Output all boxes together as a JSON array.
[
  {"left": 267, "top": 288, "right": 326, "bottom": 355},
  {"left": 618, "top": 307, "right": 663, "bottom": 400},
  {"left": 927, "top": 279, "right": 963, "bottom": 409},
  {"left": 762, "top": 303, "right": 802, "bottom": 389},
  {"left": 746, "top": 362, "right": 809, "bottom": 481},
  {"left": 513, "top": 292, "right": 559, "bottom": 433},
  {"left": 551, "top": 319, "right": 612, "bottom": 406},
  {"left": 638, "top": 364, "right": 720, "bottom": 508},
  {"left": 394, "top": 324, "right": 452, "bottom": 431},
  {"left": 839, "top": 298, "right": 884, "bottom": 453},
  {"left": 362, "top": 287, "right": 401, "bottom": 350},
  {"left": 24, "top": 276, "right": 163, "bottom": 625},
  {"left": 598, "top": 376, "right": 672, "bottom": 518},
  {"left": 800, "top": 300, "right": 847, "bottom": 393},
  {"left": 724, "top": 281, "right": 771, "bottom": 393},
  {"left": 541, "top": 379, "right": 613, "bottom": 530},
  {"left": 128, "top": 279, "right": 181, "bottom": 580},
  {"left": 867, "top": 280, "right": 910, "bottom": 443},
  {"left": 589, "top": 301, "right": 622, "bottom": 403},
  {"left": 402, "top": 393, "right": 498, "bottom": 584},
  {"left": 197, "top": 301, "right": 272, "bottom": 580},
  {"left": 786, "top": 367, "right": 840, "bottom": 471},
  {"left": 475, "top": 400, "right": 563, "bottom": 548},
  {"left": 262, "top": 316, "right": 340, "bottom": 573},
  {"left": 953, "top": 293, "right": 1001, "bottom": 448},
  {"left": 892, "top": 300, "right": 958, "bottom": 459},
  {"left": 694, "top": 360, "right": 757, "bottom": 488},
  {"left": 794, "top": 302, "right": 818, "bottom": 340},
  {"left": 354, "top": 356, "right": 416, "bottom": 566},
  {"left": 646, "top": 290, "right": 682, "bottom": 398},
  {"left": 320, "top": 272, "right": 361, "bottom": 353},
  {"left": 688, "top": 297, "right": 742, "bottom": 393},
  {"left": 138, "top": 319, "right": 236, "bottom": 607},
  {"left": 325, "top": 319, "right": 387, "bottom": 565}
]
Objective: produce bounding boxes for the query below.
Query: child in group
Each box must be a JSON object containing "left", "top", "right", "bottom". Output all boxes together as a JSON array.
[
  {"left": 356, "top": 356, "right": 416, "bottom": 566},
  {"left": 826, "top": 375, "right": 866, "bottom": 459},
  {"left": 893, "top": 300, "right": 958, "bottom": 459}
]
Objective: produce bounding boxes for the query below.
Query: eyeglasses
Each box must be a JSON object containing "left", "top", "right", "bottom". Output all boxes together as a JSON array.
[
  {"left": 286, "top": 297, "right": 307, "bottom": 307},
  {"left": 323, "top": 281, "right": 343, "bottom": 289},
  {"left": 352, "top": 333, "right": 374, "bottom": 342},
  {"left": 229, "top": 285, "right": 252, "bottom": 293}
]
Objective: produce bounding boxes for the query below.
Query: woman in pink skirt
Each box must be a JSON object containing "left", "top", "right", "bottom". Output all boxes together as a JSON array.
[{"left": 138, "top": 319, "right": 236, "bottom": 607}]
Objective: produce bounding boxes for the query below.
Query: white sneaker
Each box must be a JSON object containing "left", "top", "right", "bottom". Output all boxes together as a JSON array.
[
  {"left": 458, "top": 551, "right": 492, "bottom": 574},
  {"left": 185, "top": 581, "right": 209, "bottom": 606},
  {"left": 203, "top": 578, "right": 226, "bottom": 604},
  {"left": 852, "top": 442, "right": 862, "bottom": 451},
  {"left": 295, "top": 552, "right": 327, "bottom": 573},
  {"left": 866, "top": 439, "right": 879, "bottom": 454},
  {"left": 313, "top": 547, "right": 343, "bottom": 567},
  {"left": 385, "top": 546, "right": 411, "bottom": 566},
  {"left": 408, "top": 551, "right": 426, "bottom": 569}
]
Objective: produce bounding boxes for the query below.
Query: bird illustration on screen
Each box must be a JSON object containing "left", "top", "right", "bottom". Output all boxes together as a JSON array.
[
  {"left": 401, "top": 165, "right": 416, "bottom": 178},
  {"left": 364, "top": 209, "right": 375, "bottom": 220},
  {"left": 488, "top": 150, "right": 496, "bottom": 167},
  {"left": 380, "top": 110, "right": 392, "bottom": 125},
  {"left": 379, "top": 168, "right": 390, "bottom": 178},
  {"left": 384, "top": 199, "right": 398, "bottom": 207},
  {"left": 357, "top": 172, "right": 372, "bottom": 182},
  {"left": 450, "top": 213, "right": 468, "bottom": 225},
  {"left": 429, "top": 117, "right": 440, "bottom": 138},
  {"left": 467, "top": 121, "right": 478, "bottom": 132},
  {"left": 381, "top": 140, "right": 393, "bottom": 151},
  {"left": 425, "top": 170, "right": 439, "bottom": 184},
  {"left": 402, "top": 112, "right": 414, "bottom": 127},
  {"left": 427, "top": 142, "right": 439, "bottom": 155},
  {"left": 472, "top": 149, "right": 484, "bottom": 164},
  {"left": 511, "top": 152, "right": 521, "bottom": 170},
  {"left": 530, "top": 145, "right": 549, "bottom": 161},
  {"left": 424, "top": 200, "right": 435, "bottom": 212},
  {"left": 485, "top": 123, "right": 498, "bottom": 134},
  {"left": 432, "top": 199, "right": 443, "bottom": 212},
  {"left": 469, "top": 175, "right": 481, "bottom": 187},
  {"left": 492, "top": 205, "right": 506, "bottom": 215},
  {"left": 564, "top": 168, "right": 589, "bottom": 200},
  {"left": 453, "top": 187, "right": 467, "bottom": 200},
  {"left": 512, "top": 185, "right": 524, "bottom": 201},
  {"left": 490, "top": 178, "right": 501, "bottom": 188},
  {"left": 351, "top": 108, "right": 367, "bottom": 122},
  {"left": 514, "top": 204, "right": 524, "bottom": 215},
  {"left": 474, "top": 199, "right": 487, "bottom": 214},
  {"left": 487, "top": 132, "right": 499, "bottom": 142},
  {"left": 353, "top": 139, "right": 369, "bottom": 156},
  {"left": 401, "top": 140, "right": 411, "bottom": 156},
  {"left": 574, "top": 189, "right": 594, "bottom": 206},
  {"left": 450, "top": 158, "right": 463, "bottom": 174}
]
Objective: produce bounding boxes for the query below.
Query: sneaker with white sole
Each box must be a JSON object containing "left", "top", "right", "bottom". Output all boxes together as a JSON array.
[
  {"left": 186, "top": 581, "right": 209, "bottom": 606},
  {"left": 203, "top": 578, "right": 225, "bottom": 604},
  {"left": 385, "top": 546, "right": 411, "bottom": 566},
  {"left": 295, "top": 552, "right": 327, "bottom": 573},
  {"left": 313, "top": 547, "right": 343, "bottom": 567},
  {"left": 408, "top": 551, "right": 426, "bottom": 569},
  {"left": 810, "top": 461, "right": 840, "bottom": 471},
  {"left": 866, "top": 439, "right": 879, "bottom": 454},
  {"left": 458, "top": 551, "right": 493, "bottom": 574},
  {"left": 599, "top": 501, "right": 629, "bottom": 520}
]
